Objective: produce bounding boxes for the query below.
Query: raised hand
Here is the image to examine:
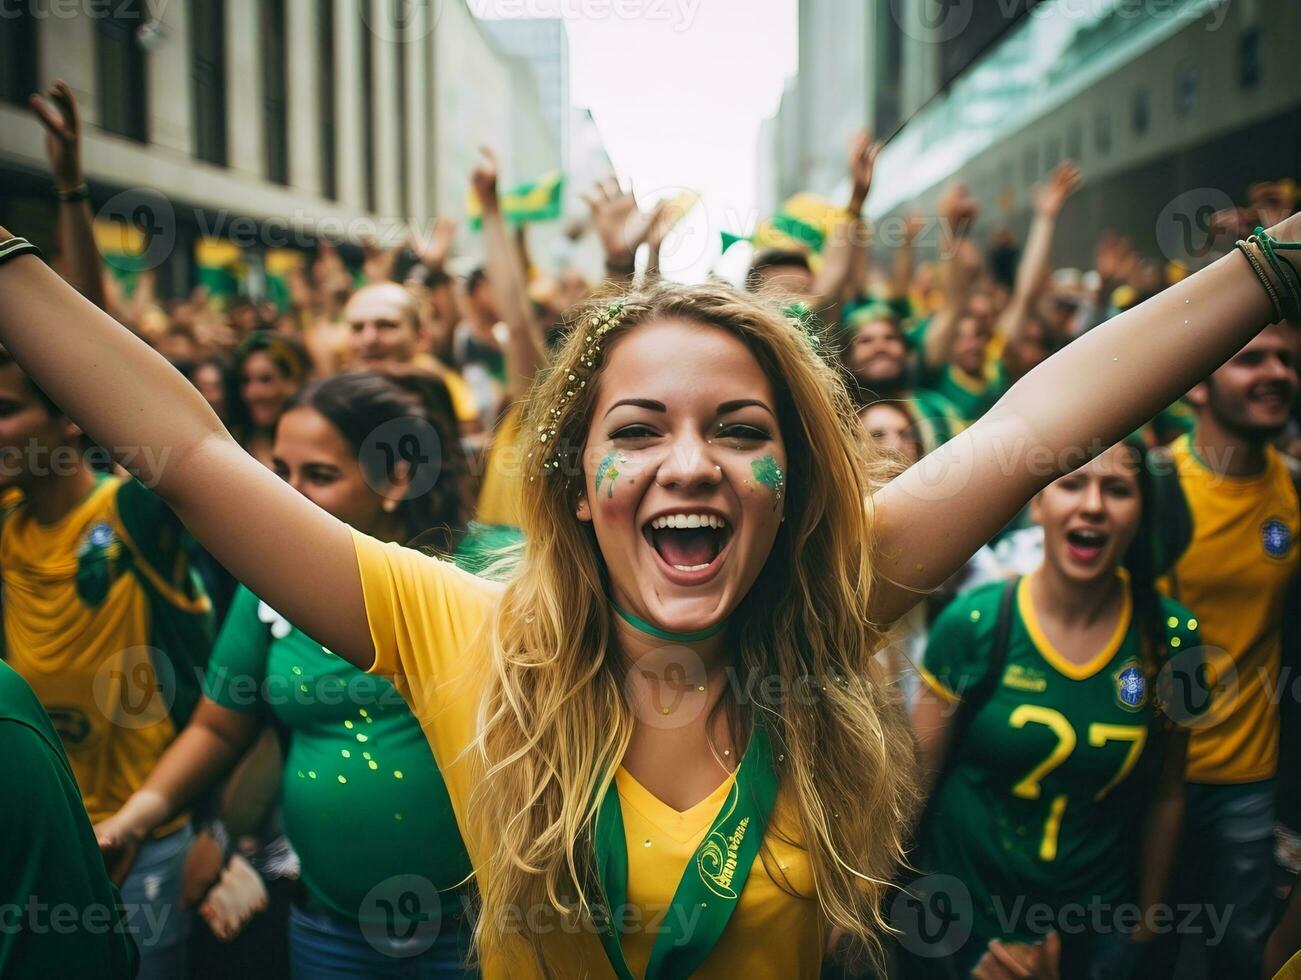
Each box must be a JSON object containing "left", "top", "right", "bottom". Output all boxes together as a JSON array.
[
  {"left": 1035, "top": 161, "right": 1083, "bottom": 218},
  {"left": 360, "top": 237, "right": 402, "bottom": 284},
  {"left": 411, "top": 215, "right": 457, "bottom": 270},
  {"left": 848, "top": 129, "right": 884, "bottom": 208},
  {"left": 583, "top": 178, "right": 653, "bottom": 266},
  {"left": 471, "top": 147, "right": 500, "bottom": 215},
  {"left": 1250, "top": 180, "right": 1294, "bottom": 230},
  {"left": 29, "top": 80, "right": 82, "bottom": 192},
  {"left": 939, "top": 180, "right": 981, "bottom": 239}
]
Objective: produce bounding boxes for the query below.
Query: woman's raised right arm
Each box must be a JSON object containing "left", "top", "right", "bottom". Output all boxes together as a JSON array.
[{"left": 0, "top": 242, "right": 376, "bottom": 669}]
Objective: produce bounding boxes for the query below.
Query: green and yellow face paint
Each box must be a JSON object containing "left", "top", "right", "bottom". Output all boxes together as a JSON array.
[
  {"left": 595, "top": 450, "right": 628, "bottom": 499},
  {"left": 750, "top": 455, "right": 785, "bottom": 510}
]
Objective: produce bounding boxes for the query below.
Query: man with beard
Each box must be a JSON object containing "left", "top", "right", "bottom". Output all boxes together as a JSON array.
[
  {"left": 1152, "top": 320, "right": 1299, "bottom": 980},
  {"left": 842, "top": 302, "right": 962, "bottom": 454}
]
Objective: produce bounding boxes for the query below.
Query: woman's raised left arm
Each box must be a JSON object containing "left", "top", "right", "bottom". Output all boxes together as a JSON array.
[{"left": 870, "top": 214, "right": 1300, "bottom": 624}]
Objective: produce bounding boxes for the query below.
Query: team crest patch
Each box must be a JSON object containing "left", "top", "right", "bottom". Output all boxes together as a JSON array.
[
  {"left": 75, "top": 522, "right": 126, "bottom": 608},
  {"left": 1262, "top": 519, "right": 1293, "bottom": 559},
  {"left": 1115, "top": 663, "right": 1146, "bottom": 711}
]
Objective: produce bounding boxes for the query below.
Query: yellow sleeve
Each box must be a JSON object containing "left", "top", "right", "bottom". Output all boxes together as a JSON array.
[
  {"left": 350, "top": 527, "right": 501, "bottom": 686},
  {"left": 441, "top": 369, "right": 481, "bottom": 425},
  {"left": 476, "top": 406, "right": 524, "bottom": 527}
]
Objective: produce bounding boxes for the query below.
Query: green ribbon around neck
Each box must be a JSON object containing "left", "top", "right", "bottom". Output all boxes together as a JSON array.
[
  {"left": 611, "top": 603, "right": 728, "bottom": 644},
  {"left": 591, "top": 725, "right": 779, "bottom": 979}
]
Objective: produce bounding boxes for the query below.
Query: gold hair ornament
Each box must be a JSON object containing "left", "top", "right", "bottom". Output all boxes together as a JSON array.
[{"left": 531, "top": 302, "right": 630, "bottom": 476}]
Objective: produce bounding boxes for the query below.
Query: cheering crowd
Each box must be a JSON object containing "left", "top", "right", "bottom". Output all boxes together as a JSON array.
[{"left": 0, "top": 77, "right": 1298, "bottom": 980}]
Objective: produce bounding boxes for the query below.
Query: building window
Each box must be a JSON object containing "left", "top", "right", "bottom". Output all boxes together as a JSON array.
[
  {"left": 1240, "top": 27, "right": 1263, "bottom": 89},
  {"left": 261, "top": 0, "right": 289, "bottom": 185},
  {"left": 318, "top": 2, "right": 337, "bottom": 200},
  {"left": 395, "top": 24, "right": 409, "bottom": 218},
  {"left": 1023, "top": 145, "right": 1038, "bottom": 184},
  {"left": 1132, "top": 88, "right": 1150, "bottom": 136},
  {"left": 0, "top": 8, "right": 38, "bottom": 107},
  {"left": 1095, "top": 111, "right": 1112, "bottom": 156},
  {"left": 1067, "top": 123, "right": 1083, "bottom": 162},
  {"left": 96, "top": 0, "right": 148, "bottom": 142},
  {"left": 1175, "top": 64, "right": 1197, "bottom": 117},
  {"left": 1044, "top": 137, "right": 1061, "bottom": 171},
  {"left": 360, "top": 12, "right": 376, "bottom": 214},
  {"left": 191, "top": 0, "right": 226, "bottom": 166}
]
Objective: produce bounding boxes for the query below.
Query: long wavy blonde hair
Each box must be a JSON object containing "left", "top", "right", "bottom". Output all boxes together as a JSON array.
[{"left": 469, "top": 281, "right": 918, "bottom": 971}]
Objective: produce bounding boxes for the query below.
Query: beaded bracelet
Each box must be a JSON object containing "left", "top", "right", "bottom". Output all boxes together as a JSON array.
[{"left": 0, "top": 237, "right": 42, "bottom": 267}]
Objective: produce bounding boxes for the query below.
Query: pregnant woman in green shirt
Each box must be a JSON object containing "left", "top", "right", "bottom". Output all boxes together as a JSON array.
[{"left": 93, "top": 370, "right": 477, "bottom": 978}]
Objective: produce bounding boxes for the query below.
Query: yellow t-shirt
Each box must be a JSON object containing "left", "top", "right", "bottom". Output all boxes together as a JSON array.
[
  {"left": 1158, "top": 435, "right": 1300, "bottom": 783},
  {"left": 475, "top": 405, "right": 524, "bottom": 528},
  {"left": 351, "top": 528, "right": 823, "bottom": 978},
  {"left": 1, "top": 476, "right": 212, "bottom": 832},
  {"left": 408, "top": 353, "right": 481, "bottom": 426}
]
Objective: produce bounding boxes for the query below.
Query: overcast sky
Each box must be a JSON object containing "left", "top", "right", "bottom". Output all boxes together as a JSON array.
[{"left": 471, "top": 0, "right": 800, "bottom": 280}]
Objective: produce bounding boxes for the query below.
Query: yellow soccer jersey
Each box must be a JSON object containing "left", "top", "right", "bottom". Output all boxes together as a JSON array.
[
  {"left": 0, "top": 475, "right": 213, "bottom": 830},
  {"left": 352, "top": 528, "right": 824, "bottom": 979},
  {"left": 1159, "top": 435, "right": 1300, "bottom": 783}
]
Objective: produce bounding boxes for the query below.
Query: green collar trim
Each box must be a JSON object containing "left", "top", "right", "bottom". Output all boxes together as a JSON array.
[{"left": 612, "top": 604, "right": 728, "bottom": 643}]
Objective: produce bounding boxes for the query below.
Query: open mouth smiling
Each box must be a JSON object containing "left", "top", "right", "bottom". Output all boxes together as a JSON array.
[{"left": 642, "top": 511, "right": 735, "bottom": 584}]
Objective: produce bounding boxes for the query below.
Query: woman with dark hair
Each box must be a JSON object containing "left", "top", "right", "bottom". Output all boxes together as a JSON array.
[
  {"left": 186, "top": 355, "right": 249, "bottom": 436},
  {"left": 93, "top": 371, "right": 478, "bottom": 978},
  {"left": 234, "top": 331, "right": 312, "bottom": 468},
  {"left": 908, "top": 438, "right": 1201, "bottom": 978}
]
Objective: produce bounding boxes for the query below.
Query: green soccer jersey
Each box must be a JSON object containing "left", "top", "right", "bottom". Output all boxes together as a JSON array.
[
  {"left": 923, "top": 360, "right": 1007, "bottom": 425},
  {"left": 0, "top": 660, "right": 138, "bottom": 978},
  {"left": 903, "top": 388, "right": 965, "bottom": 453},
  {"left": 916, "top": 573, "right": 1201, "bottom": 964},
  {"left": 204, "top": 585, "right": 473, "bottom": 925},
  {"left": 907, "top": 317, "right": 1008, "bottom": 424}
]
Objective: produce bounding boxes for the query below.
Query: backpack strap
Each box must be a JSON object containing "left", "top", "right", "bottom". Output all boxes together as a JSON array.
[
  {"left": 1146, "top": 445, "right": 1193, "bottom": 596},
  {"left": 928, "top": 577, "right": 1020, "bottom": 800}
]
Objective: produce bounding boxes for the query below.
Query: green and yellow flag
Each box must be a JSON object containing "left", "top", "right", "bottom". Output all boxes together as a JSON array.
[
  {"left": 194, "top": 237, "right": 244, "bottom": 299},
  {"left": 721, "top": 192, "right": 845, "bottom": 260},
  {"left": 469, "top": 172, "right": 565, "bottom": 230}
]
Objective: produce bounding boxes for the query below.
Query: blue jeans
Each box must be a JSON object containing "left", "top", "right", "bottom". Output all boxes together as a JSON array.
[
  {"left": 1150, "top": 780, "right": 1278, "bottom": 980},
  {"left": 118, "top": 823, "right": 194, "bottom": 980},
  {"left": 289, "top": 901, "right": 476, "bottom": 979}
]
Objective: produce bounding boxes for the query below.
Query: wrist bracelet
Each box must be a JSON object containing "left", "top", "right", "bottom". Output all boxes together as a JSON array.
[
  {"left": 1237, "top": 238, "right": 1285, "bottom": 322},
  {"left": 203, "top": 817, "right": 233, "bottom": 863},
  {"left": 0, "top": 237, "right": 42, "bottom": 267},
  {"left": 1253, "top": 228, "right": 1301, "bottom": 321},
  {"left": 604, "top": 257, "right": 635, "bottom": 275},
  {"left": 54, "top": 183, "right": 90, "bottom": 203}
]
